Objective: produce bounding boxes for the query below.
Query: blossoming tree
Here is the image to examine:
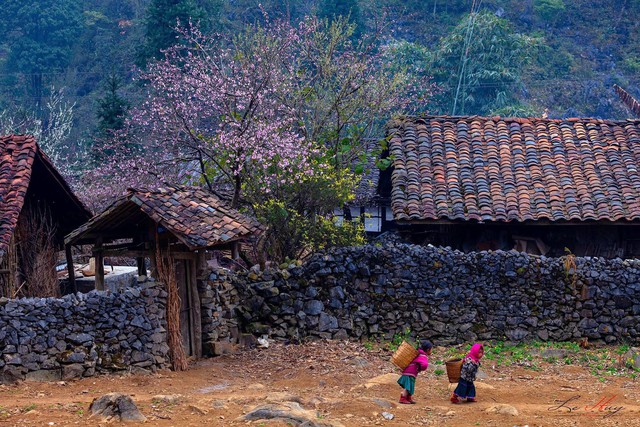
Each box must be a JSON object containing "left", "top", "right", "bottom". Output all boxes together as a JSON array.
[{"left": 89, "top": 15, "right": 431, "bottom": 260}]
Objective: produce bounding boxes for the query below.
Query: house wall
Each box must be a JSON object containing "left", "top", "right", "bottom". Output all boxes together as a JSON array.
[
  {"left": 401, "top": 223, "right": 640, "bottom": 258},
  {"left": 203, "top": 243, "right": 640, "bottom": 347},
  {"left": 0, "top": 284, "right": 168, "bottom": 384}
]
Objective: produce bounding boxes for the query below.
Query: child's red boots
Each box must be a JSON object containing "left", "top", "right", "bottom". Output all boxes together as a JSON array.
[
  {"left": 399, "top": 394, "right": 412, "bottom": 404},
  {"left": 450, "top": 394, "right": 460, "bottom": 404}
]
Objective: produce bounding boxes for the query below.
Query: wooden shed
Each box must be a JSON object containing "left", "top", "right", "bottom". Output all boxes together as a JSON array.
[
  {"left": 65, "top": 186, "right": 263, "bottom": 357},
  {"left": 0, "top": 135, "right": 92, "bottom": 297}
]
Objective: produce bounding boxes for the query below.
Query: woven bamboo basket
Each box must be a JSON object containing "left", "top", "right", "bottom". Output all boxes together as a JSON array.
[
  {"left": 445, "top": 358, "right": 463, "bottom": 383},
  {"left": 391, "top": 341, "right": 419, "bottom": 369}
]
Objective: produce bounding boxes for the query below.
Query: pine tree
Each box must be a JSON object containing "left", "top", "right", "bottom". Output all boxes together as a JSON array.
[
  {"left": 96, "top": 74, "right": 129, "bottom": 138},
  {"left": 93, "top": 74, "right": 130, "bottom": 162}
]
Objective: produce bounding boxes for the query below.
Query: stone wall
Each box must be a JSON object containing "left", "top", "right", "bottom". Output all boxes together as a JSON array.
[
  {"left": 0, "top": 284, "right": 169, "bottom": 384},
  {"left": 198, "top": 274, "right": 242, "bottom": 355},
  {"left": 208, "top": 243, "right": 640, "bottom": 345}
]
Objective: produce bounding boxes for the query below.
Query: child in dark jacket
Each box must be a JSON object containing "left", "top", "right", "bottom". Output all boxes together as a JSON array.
[
  {"left": 397, "top": 340, "right": 433, "bottom": 404},
  {"left": 451, "top": 343, "right": 484, "bottom": 403}
]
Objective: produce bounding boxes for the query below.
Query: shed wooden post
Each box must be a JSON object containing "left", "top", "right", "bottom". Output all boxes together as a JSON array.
[
  {"left": 232, "top": 241, "right": 240, "bottom": 260},
  {"left": 95, "top": 237, "right": 105, "bottom": 291},
  {"left": 65, "top": 243, "right": 76, "bottom": 293},
  {"left": 148, "top": 223, "right": 158, "bottom": 279},
  {"left": 137, "top": 257, "right": 146, "bottom": 276},
  {"left": 189, "top": 258, "right": 202, "bottom": 358}
]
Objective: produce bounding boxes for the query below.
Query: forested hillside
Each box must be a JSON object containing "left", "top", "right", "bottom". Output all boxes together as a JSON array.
[
  {"left": 0, "top": 0, "right": 640, "bottom": 227},
  {"left": 1, "top": 0, "right": 638, "bottom": 152}
]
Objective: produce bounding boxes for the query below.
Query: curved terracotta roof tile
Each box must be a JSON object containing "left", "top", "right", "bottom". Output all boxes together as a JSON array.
[
  {"left": 67, "top": 186, "right": 263, "bottom": 249},
  {"left": 0, "top": 135, "right": 37, "bottom": 256},
  {"left": 387, "top": 115, "right": 640, "bottom": 223}
]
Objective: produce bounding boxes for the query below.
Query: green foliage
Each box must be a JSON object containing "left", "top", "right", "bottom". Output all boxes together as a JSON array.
[
  {"left": 622, "top": 57, "right": 640, "bottom": 74},
  {"left": 317, "top": 0, "right": 363, "bottom": 38},
  {"left": 1, "top": 0, "right": 83, "bottom": 105},
  {"left": 387, "top": 327, "right": 413, "bottom": 351},
  {"left": 139, "top": 0, "right": 222, "bottom": 66},
  {"left": 430, "top": 11, "right": 540, "bottom": 115},
  {"left": 253, "top": 198, "right": 366, "bottom": 263},
  {"left": 96, "top": 74, "right": 129, "bottom": 139},
  {"left": 534, "top": 0, "right": 566, "bottom": 24}
]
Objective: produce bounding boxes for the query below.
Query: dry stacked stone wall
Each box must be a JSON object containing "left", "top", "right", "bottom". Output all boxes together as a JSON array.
[
  {"left": 205, "top": 243, "right": 640, "bottom": 345},
  {"left": 0, "top": 284, "right": 169, "bottom": 384}
]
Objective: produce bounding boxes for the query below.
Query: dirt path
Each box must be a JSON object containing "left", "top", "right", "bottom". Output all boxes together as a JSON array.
[{"left": 1, "top": 341, "right": 639, "bottom": 426}]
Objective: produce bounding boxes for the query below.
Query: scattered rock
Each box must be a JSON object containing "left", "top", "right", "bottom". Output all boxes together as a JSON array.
[
  {"left": 368, "top": 398, "right": 395, "bottom": 409},
  {"left": 474, "top": 381, "right": 496, "bottom": 390},
  {"left": 485, "top": 404, "right": 519, "bottom": 416},
  {"left": 355, "top": 373, "right": 398, "bottom": 390},
  {"left": 541, "top": 349, "right": 566, "bottom": 359},
  {"left": 248, "top": 383, "right": 266, "bottom": 390},
  {"left": 89, "top": 393, "right": 147, "bottom": 422},
  {"left": 381, "top": 411, "right": 394, "bottom": 420},
  {"left": 265, "top": 392, "right": 304, "bottom": 404},
  {"left": 198, "top": 382, "right": 230, "bottom": 393},
  {"left": 188, "top": 404, "right": 208, "bottom": 415},
  {"left": 25, "top": 369, "right": 62, "bottom": 382},
  {"left": 240, "top": 401, "right": 344, "bottom": 427},
  {"left": 152, "top": 395, "right": 182, "bottom": 405},
  {"left": 211, "top": 399, "right": 228, "bottom": 409}
]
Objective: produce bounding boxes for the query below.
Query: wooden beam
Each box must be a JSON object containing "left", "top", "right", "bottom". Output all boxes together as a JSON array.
[
  {"left": 148, "top": 223, "right": 157, "bottom": 280},
  {"left": 196, "top": 250, "right": 207, "bottom": 279},
  {"left": 189, "top": 258, "right": 202, "bottom": 358},
  {"left": 137, "top": 257, "right": 146, "bottom": 276},
  {"left": 232, "top": 241, "right": 240, "bottom": 259},
  {"left": 397, "top": 219, "right": 640, "bottom": 226},
  {"left": 65, "top": 244, "right": 76, "bottom": 294}
]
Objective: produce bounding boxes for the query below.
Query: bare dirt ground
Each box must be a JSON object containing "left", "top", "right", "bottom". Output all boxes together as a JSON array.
[{"left": 1, "top": 341, "right": 639, "bottom": 427}]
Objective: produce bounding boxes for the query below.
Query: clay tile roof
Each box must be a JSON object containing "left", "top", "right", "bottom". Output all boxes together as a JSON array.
[
  {"left": 387, "top": 115, "right": 640, "bottom": 223},
  {"left": 0, "top": 135, "right": 37, "bottom": 257},
  {"left": 67, "top": 186, "right": 263, "bottom": 250},
  {"left": 352, "top": 138, "right": 382, "bottom": 205},
  {"left": 614, "top": 84, "right": 640, "bottom": 118}
]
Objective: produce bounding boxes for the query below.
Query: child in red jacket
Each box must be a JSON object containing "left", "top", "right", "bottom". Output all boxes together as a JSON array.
[{"left": 397, "top": 340, "right": 433, "bottom": 404}]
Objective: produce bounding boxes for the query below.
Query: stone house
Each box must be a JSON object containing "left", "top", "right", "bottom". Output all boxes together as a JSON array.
[
  {"left": 64, "top": 186, "right": 263, "bottom": 357},
  {"left": 0, "top": 135, "right": 92, "bottom": 296},
  {"left": 381, "top": 115, "right": 640, "bottom": 258}
]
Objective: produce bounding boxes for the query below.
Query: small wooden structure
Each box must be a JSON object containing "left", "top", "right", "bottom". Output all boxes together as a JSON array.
[
  {"left": 383, "top": 115, "right": 640, "bottom": 258},
  {"left": 0, "top": 135, "right": 92, "bottom": 296},
  {"left": 65, "top": 186, "right": 262, "bottom": 357}
]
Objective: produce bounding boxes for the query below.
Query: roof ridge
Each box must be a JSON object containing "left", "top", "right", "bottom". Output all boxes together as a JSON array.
[{"left": 389, "top": 114, "right": 640, "bottom": 126}]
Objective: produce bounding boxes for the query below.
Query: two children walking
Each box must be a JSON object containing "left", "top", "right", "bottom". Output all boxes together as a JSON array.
[{"left": 397, "top": 341, "right": 485, "bottom": 405}]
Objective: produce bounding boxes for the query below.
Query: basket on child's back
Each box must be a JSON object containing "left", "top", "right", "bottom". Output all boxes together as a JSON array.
[
  {"left": 445, "top": 358, "right": 463, "bottom": 383},
  {"left": 391, "top": 341, "right": 419, "bottom": 369}
]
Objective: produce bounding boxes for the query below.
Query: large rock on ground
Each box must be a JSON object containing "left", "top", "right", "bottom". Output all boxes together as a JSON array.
[
  {"left": 89, "top": 393, "right": 147, "bottom": 422},
  {"left": 485, "top": 404, "right": 519, "bottom": 416},
  {"left": 240, "top": 401, "right": 343, "bottom": 427}
]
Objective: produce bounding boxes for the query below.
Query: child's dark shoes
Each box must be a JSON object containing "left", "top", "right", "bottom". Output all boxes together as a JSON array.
[{"left": 467, "top": 398, "right": 476, "bottom": 403}]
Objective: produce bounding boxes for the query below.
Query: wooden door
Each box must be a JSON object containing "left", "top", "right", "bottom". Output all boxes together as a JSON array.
[{"left": 175, "top": 260, "right": 193, "bottom": 356}]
